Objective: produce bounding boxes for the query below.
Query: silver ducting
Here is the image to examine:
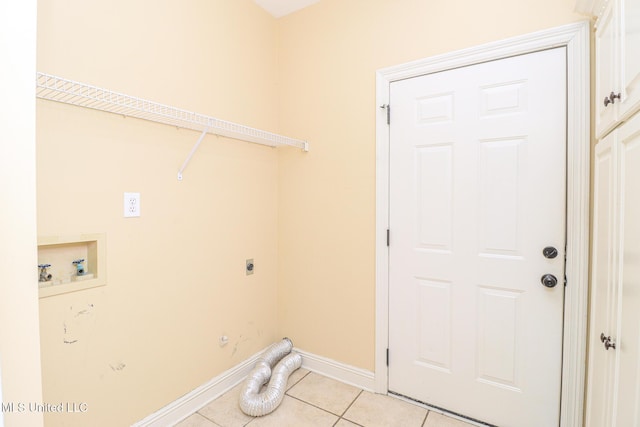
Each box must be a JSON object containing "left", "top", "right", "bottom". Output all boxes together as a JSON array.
[{"left": 239, "top": 338, "right": 302, "bottom": 417}]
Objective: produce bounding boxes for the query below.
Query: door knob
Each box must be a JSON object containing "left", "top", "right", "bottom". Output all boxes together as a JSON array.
[
  {"left": 542, "top": 246, "right": 558, "bottom": 259},
  {"left": 541, "top": 274, "right": 558, "bottom": 288}
]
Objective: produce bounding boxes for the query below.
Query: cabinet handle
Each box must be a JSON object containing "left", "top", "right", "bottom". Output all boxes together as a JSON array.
[
  {"left": 600, "top": 333, "right": 616, "bottom": 350},
  {"left": 609, "top": 91, "right": 621, "bottom": 104},
  {"left": 604, "top": 92, "right": 622, "bottom": 107}
]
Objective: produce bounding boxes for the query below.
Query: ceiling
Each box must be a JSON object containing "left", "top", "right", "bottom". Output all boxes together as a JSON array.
[{"left": 253, "top": 0, "right": 320, "bottom": 18}]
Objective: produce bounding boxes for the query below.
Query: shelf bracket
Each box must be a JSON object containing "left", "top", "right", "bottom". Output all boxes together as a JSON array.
[{"left": 177, "top": 127, "right": 210, "bottom": 181}]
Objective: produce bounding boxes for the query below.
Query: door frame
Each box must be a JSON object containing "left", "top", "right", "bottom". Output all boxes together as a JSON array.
[{"left": 375, "top": 21, "right": 590, "bottom": 427}]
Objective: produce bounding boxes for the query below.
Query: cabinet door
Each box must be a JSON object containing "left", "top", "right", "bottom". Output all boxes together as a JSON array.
[
  {"left": 596, "top": 0, "right": 619, "bottom": 138},
  {"left": 586, "top": 133, "right": 618, "bottom": 427},
  {"left": 613, "top": 113, "right": 640, "bottom": 426},
  {"left": 619, "top": 0, "right": 640, "bottom": 121}
]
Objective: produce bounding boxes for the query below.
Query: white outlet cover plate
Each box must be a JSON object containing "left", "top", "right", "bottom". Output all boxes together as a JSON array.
[{"left": 124, "top": 192, "right": 140, "bottom": 217}]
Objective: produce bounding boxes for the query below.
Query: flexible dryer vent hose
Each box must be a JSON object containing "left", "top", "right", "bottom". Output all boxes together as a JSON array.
[{"left": 239, "top": 338, "right": 302, "bottom": 416}]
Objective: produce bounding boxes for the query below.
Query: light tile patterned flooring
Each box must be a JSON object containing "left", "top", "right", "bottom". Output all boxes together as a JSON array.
[{"left": 175, "top": 369, "right": 476, "bottom": 427}]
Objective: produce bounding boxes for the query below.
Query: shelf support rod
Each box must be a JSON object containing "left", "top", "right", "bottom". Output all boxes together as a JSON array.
[{"left": 177, "top": 127, "right": 209, "bottom": 181}]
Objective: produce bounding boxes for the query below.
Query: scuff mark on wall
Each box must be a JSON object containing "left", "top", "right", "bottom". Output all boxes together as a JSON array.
[
  {"left": 62, "top": 303, "right": 96, "bottom": 345},
  {"left": 109, "top": 362, "right": 126, "bottom": 372},
  {"left": 62, "top": 322, "right": 78, "bottom": 344},
  {"left": 231, "top": 334, "right": 250, "bottom": 357},
  {"left": 75, "top": 304, "right": 94, "bottom": 317}
]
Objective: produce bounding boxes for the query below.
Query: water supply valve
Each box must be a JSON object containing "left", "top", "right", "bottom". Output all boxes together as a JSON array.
[
  {"left": 73, "top": 259, "right": 86, "bottom": 276},
  {"left": 38, "top": 264, "right": 52, "bottom": 282}
]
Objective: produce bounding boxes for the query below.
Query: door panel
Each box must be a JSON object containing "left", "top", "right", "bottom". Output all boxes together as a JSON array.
[
  {"left": 416, "top": 144, "right": 453, "bottom": 250},
  {"left": 388, "top": 48, "right": 566, "bottom": 427},
  {"left": 478, "top": 138, "right": 525, "bottom": 256}
]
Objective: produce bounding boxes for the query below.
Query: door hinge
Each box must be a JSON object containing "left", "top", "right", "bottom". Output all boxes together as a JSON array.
[
  {"left": 564, "top": 242, "right": 568, "bottom": 287},
  {"left": 386, "top": 229, "right": 390, "bottom": 247},
  {"left": 380, "top": 104, "right": 390, "bottom": 125},
  {"left": 386, "top": 348, "right": 389, "bottom": 366}
]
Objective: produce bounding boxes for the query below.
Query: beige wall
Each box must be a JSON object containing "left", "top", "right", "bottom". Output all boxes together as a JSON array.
[
  {"left": 0, "top": 1, "right": 44, "bottom": 427},
  {"left": 276, "top": 0, "right": 587, "bottom": 370},
  {"left": 36, "top": 1, "right": 281, "bottom": 425},
  {"left": 34, "top": 0, "right": 591, "bottom": 425}
]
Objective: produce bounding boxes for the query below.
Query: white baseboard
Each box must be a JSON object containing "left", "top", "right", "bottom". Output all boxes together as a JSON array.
[
  {"left": 131, "top": 350, "right": 262, "bottom": 427},
  {"left": 132, "top": 347, "right": 376, "bottom": 426},
  {"left": 295, "top": 348, "right": 376, "bottom": 392}
]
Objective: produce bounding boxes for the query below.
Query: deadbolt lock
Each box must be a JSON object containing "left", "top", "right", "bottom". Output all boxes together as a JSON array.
[{"left": 542, "top": 246, "right": 558, "bottom": 259}]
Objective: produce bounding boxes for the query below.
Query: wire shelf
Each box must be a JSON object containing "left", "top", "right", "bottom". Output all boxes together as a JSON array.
[{"left": 36, "top": 72, "right": 309, "bottom": 152}]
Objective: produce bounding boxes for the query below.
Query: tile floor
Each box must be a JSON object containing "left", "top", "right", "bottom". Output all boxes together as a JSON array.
[{"left": 175, "top": 369, "right": 477, "bottom": 427}]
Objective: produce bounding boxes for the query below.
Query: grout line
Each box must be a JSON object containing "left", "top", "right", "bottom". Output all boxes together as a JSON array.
[
  {"left": 283, "top": 372, "right": 366, "bottom": 426},
  {"left": 422, "top": 410, "right": 430, "bottom": 427},
  {"left": 195, "top": 410, "right": 217, "bottom": 425},
  {"left": 285, "top": 370, "right": 311, "bottom": 393},
  {"left": 335, "top": 389, "right": 366, "bottom": 426},
  {"left": 286, "top": 393, "right": 342, "bottom": 418},
  {"left": 335, "top": 417, "right": 366, "bottom": 427},
  {"left": 340, "top": 389, "right": 364, "bottom": 418}
]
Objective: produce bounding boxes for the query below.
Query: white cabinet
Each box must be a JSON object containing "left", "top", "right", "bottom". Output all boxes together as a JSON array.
[
  {"left": 586, "top": 112, "right": 640, "bottom": 426},
  {"left": 581, "top": 0, "right": 640, "bottom": 423},
  {"left": 613, "top": 113, "right": 640, "bottom": 426},
  {"left": 586, "top": 133, "right": 617, "bottom": 427},
  {"left": 592, "top": 0, "right": 640, "bottom": 138},
  {"left": 595, "top": 0, "right": 618, "bottom": 137},
  {"left": 619, "top": 0, "right": 640, "bottom": 119}
]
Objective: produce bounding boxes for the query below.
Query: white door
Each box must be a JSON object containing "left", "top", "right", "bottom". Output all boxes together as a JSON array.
[{"left": 388, "top": 48, "right": 567, "bottom": 427}]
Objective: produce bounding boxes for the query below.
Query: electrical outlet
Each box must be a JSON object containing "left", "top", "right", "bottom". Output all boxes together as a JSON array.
[{"left": 124, "top": 192, "right": 140, "bottom": 217}]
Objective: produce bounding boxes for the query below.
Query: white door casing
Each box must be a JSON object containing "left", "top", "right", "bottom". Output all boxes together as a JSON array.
[{"left": 375, "top": 21, "right": 590, "bottom": 427}]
